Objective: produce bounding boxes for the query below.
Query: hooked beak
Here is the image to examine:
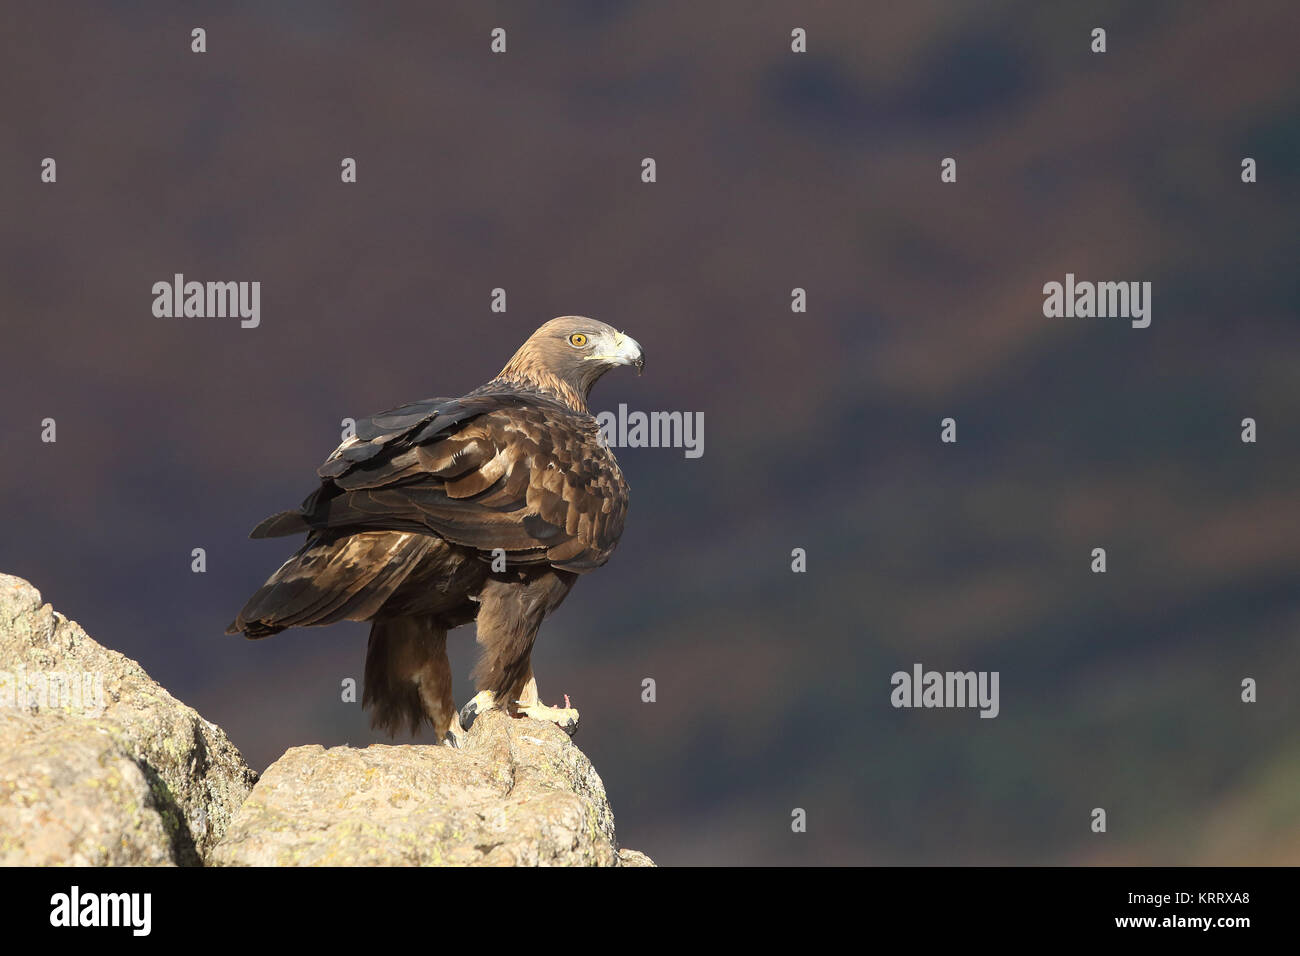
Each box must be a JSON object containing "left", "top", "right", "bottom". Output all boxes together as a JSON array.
[{"left": 593, "top": 330, "right": 645, "bottom": 375}]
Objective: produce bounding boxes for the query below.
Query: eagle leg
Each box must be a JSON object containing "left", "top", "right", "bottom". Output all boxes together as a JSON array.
[
  {"left": 463, "top": 569, "right": 580, "bottom": 734},
  {"left": 514, "top": 676, "right": 580, "bottom": 737},
  {"left": 458, "top": 680, "right": 580, "bottom": 737}
]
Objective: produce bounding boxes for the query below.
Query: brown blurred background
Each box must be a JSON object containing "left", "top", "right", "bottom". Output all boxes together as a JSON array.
[{"left": 2, "top": 1, "right": 1298, "bottom": 864}]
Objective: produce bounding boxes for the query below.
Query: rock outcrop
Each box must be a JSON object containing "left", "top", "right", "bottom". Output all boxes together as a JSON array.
[
  {"left": 0, "top": 574, "right": 257, "bottom": 865},
  {"left": 212, "top": 710, "right": 646, "bottom": 866},
  {"left": 0, "top": 574, "right": 652, "bottom": 866}
]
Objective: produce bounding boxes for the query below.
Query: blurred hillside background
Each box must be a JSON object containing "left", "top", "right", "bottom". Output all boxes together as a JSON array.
[{"left": 2, "top": 1, "right": 1297, "bottom": 864}]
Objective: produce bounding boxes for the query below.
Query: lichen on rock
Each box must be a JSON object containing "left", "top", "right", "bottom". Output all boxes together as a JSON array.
[
  {"left": 0, "top": 574, "right": 257, "bottom": 865},
  {"left": 212, "top": 709, "right": 651, "bottom": 866}
]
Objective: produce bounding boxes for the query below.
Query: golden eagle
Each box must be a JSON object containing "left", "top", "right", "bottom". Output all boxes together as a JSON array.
[{"left": 227, "top": 317, "right": 644, "bottom": 745}]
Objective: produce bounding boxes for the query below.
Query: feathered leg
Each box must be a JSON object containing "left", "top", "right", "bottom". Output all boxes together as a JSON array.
[{"left": 460, "top": 570, "right": 579, "bottom": 736}]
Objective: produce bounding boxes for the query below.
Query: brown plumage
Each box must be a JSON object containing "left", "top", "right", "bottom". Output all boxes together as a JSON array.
[{"left": 227, "top": 317, "right": 644, "bottom": 744}]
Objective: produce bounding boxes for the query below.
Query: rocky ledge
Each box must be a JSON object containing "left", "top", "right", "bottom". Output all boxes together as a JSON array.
[{"left": 0, "top": 574, "right": 652, "bottom": 867}]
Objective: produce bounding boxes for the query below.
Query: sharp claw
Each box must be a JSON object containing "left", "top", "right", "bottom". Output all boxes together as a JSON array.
[
  {"left": 513, "top": 699, "right": 581, "bottom": 738},
  {"left": 459, "top": 690, "right": 495, "bottom": 731}
]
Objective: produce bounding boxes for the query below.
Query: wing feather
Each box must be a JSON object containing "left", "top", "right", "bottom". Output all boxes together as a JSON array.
[{"left": 251, "top": 391, "right": 628, "bottom": 571}]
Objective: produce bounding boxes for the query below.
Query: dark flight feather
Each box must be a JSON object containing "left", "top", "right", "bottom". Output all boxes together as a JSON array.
[{"left": 254, "top": 394, "right": 628, "bottom": 571}]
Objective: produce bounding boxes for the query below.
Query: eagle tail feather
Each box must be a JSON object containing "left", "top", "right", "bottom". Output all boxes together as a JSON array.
[
  {"left": 227, "top": 532, "right": 433, "bottom": 638},
  {"left": 363, "top": 615, "right": 451, "bottom": 739},
  {"left": 248, "top": 509, "right": 310, "bottom": 538}
]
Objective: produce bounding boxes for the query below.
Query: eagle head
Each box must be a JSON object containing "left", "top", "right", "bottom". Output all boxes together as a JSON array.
[{"left": 498, "top": 316, "right": 644, "bottom": 411}]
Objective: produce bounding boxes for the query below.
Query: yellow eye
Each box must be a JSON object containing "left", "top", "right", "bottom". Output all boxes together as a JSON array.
[{"left": 568, "top": 332, "right": 588, "bottom": 348}]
